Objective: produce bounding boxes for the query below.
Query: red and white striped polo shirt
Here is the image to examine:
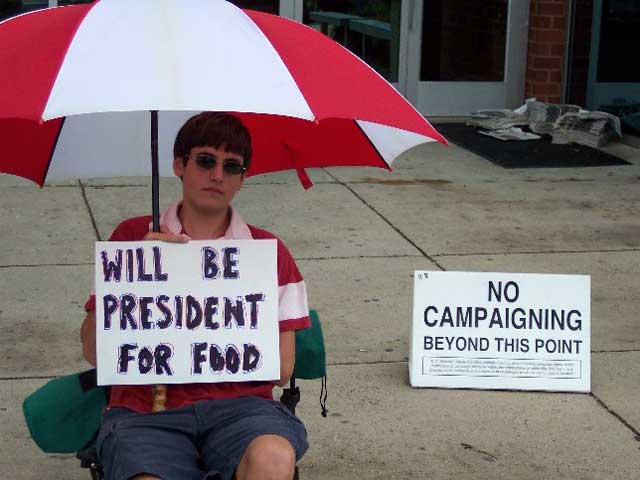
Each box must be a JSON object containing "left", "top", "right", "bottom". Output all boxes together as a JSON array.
[{"left": 85, "top": 202, "right": 310, "bottom": 413}]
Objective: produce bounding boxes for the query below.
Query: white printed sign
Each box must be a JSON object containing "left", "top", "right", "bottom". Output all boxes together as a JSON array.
[
  {"left": 95, "top": 240, "right": 279, "bottom": 386},
  {"left": 410, "top": 271, "right": 590, "bottom": 392}
]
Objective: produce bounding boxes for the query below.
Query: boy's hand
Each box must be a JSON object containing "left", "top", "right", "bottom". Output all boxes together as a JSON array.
[{"left": 143, "top": 223, "right": 190, "bottom": 243}]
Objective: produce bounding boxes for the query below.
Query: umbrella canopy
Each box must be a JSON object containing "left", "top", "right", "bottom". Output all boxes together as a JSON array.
[
  {"left": 0, "top": 0, "right": 448, "bottom": 414},
  {"left": 0, "top": 0, "right": 445, "bottom": 187}
]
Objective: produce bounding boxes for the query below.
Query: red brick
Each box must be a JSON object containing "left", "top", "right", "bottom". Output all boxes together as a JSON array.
[
  {"left": 546, "top": 96, "right": 562, "bottom": 104},
  {"left": 537, "top": 2, "right": 565, "bottom": 16},
  {"left": 532, "top": 15, "right": 553, "bottom": 28},
  {"left": 550, "top": 44, "right": 566, "bottom": 56},
  {"left": 552, "top": 16, "right": 567, "bottom": 29},
  {"left": 531, "top": 82, "right": 561, "bottom": 95},
  {"left": 549, "top": 70, "right": 562, "bottom": 82},
  {"left": 533, "top": 56, "right": 562, "bottom": 69},
  {"left": 534, "top": 28, "right": 565, "bottom": 44},
  {"left": 528, "top": 69, "right": 550, "bottom": 82},
  {"left": 529, "top": 42, "right": 551, "bottom": 55}
]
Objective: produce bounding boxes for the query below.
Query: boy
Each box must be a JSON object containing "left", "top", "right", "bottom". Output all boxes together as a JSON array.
[{"left": 80, "top": 112, "right": 310, "bottom": 480}]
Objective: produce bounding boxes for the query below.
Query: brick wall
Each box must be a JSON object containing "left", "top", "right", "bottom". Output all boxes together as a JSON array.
[{"left": 525, "top": 0, "right": 569, "bottom": 104}]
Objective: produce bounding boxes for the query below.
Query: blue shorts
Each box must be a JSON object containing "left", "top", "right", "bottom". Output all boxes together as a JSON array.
[{"left": 96, "top": 396, "right": 308, "bottom": 480}]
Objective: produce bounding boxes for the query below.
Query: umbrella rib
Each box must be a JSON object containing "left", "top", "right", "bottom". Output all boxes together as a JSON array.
[
  {"left": 40, "top": 117, "right": 67, "bottom": 187},
  {"left": 352, "top": 120, "right": 391, "bottom": 171}
]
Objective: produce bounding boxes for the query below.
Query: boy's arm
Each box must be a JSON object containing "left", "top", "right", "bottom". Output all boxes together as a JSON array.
[
  {"left": 80, "top": 310, "right": 97, "bottom": 366},
  {"left": 276, "top": 330, "right": 295, "bottom": 387}
]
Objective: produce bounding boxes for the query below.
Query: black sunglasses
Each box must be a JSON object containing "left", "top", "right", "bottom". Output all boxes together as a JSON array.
[{"left": 188, "top": 154, "right": 246, "bottom": 176}]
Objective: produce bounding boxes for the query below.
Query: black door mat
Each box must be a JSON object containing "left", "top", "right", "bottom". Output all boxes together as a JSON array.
[{"left": 435, "top": 123, "right": 631, "bottom": 169}]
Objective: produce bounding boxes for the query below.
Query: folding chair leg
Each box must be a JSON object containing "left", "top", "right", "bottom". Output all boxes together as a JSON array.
[{"left": 280, "top": 375, "right": 300, "bottom": 415}]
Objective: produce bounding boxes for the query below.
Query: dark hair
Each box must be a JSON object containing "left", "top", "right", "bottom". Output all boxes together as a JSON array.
[{"left": 173, "top": 112, "right": 252, "bottom": 171}]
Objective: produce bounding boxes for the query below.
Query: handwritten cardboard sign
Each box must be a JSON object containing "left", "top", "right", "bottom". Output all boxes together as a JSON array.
[
  {"left": 95, "top": 240, "right": 279, "bottom": 386},
  {"left": 410, "top": 271, "right": 591, "bottom": 392}
]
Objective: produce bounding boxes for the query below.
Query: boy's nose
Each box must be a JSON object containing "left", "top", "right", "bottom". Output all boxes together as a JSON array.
[{"left": 209, "top": 163, "right": 225, "bottom": 181}]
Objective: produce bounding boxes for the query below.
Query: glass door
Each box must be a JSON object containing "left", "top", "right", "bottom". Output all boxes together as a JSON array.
[
  {"left": 406, "top": 0, "right": 530, "bottom": 116},
  {"left": 228, "top": 0, "right": 280, "bottom": 14},
  {"left": 294, "top": 0, "right": 413, "bottom": 92},
  {"left": 586, "top": 0, "right": 640, "bottom": 111},
  {"left": 40, "top": 0, "right": 282, "bottom": 13},
  {"left": 1, "top": 1, "right": 50, "bottom": 20}
]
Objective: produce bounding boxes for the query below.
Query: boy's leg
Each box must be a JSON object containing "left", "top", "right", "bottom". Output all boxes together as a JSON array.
[
  {"left": 235, "top": 434, "right": 296, "bottom": 480},
  {"left": 197, "top": 397, "right": 308, "bottom": 480},
  {"left": 98, "top": 407, "right": 203, "bottom": 480}
]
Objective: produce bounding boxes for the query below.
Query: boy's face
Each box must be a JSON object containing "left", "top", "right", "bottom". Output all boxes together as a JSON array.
[{"left": 173, "top": 145, "right": 245, "bottom": 215}]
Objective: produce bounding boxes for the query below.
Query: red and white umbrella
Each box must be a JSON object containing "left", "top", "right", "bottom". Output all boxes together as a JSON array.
[
  {"left": 0, "top": 0, "right": 447, "bottom": 413},
  {"left": 0, "top": 0, "right": 445, "bottom": 191}
]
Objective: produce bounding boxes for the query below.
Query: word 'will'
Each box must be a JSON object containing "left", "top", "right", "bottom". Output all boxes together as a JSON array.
[{"left": 101, "top": 246, "right": 241, "bottom": 283}]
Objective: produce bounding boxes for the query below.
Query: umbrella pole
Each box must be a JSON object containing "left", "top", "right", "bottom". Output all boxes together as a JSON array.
[
  {"left": 150, "top": 110, "right": 167, "bottom": 412},
  {"left": 151, "top": 110, "right": 160, "bottom": 233}
]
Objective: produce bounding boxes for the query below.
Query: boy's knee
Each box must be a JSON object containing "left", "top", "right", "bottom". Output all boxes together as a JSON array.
[{"left": 237, "top": 434, "right": 296, "bottom": 480}]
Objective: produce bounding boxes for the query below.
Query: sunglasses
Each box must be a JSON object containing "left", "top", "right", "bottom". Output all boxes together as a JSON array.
[{"left": 188, "top": 154, "right": 246, "bottom": 176}]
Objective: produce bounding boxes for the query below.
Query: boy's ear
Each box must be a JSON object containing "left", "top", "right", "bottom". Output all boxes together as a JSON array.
[{"left": 173, "top": 156, "right": 184, "bottom": 178}]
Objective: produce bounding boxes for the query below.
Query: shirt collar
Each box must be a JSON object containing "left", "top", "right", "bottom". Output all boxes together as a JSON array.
[{"left": 153, "top": 200, "right": 253, "bottom": 240}]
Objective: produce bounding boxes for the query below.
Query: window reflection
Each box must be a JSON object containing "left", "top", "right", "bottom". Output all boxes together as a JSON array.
[
  {"left": 303, "top": 0, "right": 401, "bottom": 82},
  {"left": 1, "top": 1, "right": 47, "bottom": 21},
  {"left": 421, "top": 0, "right": 508, "bottom": 82},
  {"left": 568, "top": 0, "right": 639, "bottom": 116},
  {"left": 597, "top": 0, "right": 640, "bottom": 82},
  {"left": 228, "top": 0, "right": 279, "bottom": 14},
  {"left": 0, "top": 1, "right": 279, "bottom": 21}
]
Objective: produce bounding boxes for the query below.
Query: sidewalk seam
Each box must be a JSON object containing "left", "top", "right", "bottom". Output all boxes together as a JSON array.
[
  {"left": 591, "top": 393, "right": 640, "bottom": 438},
  {"left": 592, "top": 349, "right": 640, "bottom": 353},
  {"left": 79, "top": 179, "right": 102, "bottom": 241},
  {"left": 434, "top": 248, "right": 640, "bottom": 257},
  {"left": 328, "top": 360, "right": 406, "bottom": 367},
  {"left": 297, "top": 254, "right": 425, "bottom": 261},
  {"left": 0, "top": 375, "right": 57, "bottom": 381},
  {"left": 322, "top": 169, "right": 446, "bottom": 271},
  {"left": 77, "top": 181, "right": 340, "bottom": 189},
  {"left": 0, "top": 255, "right": 429, "bottom": 268},
  {"left": 0, "top": 262, "right": 93, "bottom": 268}
]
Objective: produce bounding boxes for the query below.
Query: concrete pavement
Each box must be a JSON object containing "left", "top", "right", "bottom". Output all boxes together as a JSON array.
[{"left": 1, "top": 134, "right": 639, "bottom": 479}]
